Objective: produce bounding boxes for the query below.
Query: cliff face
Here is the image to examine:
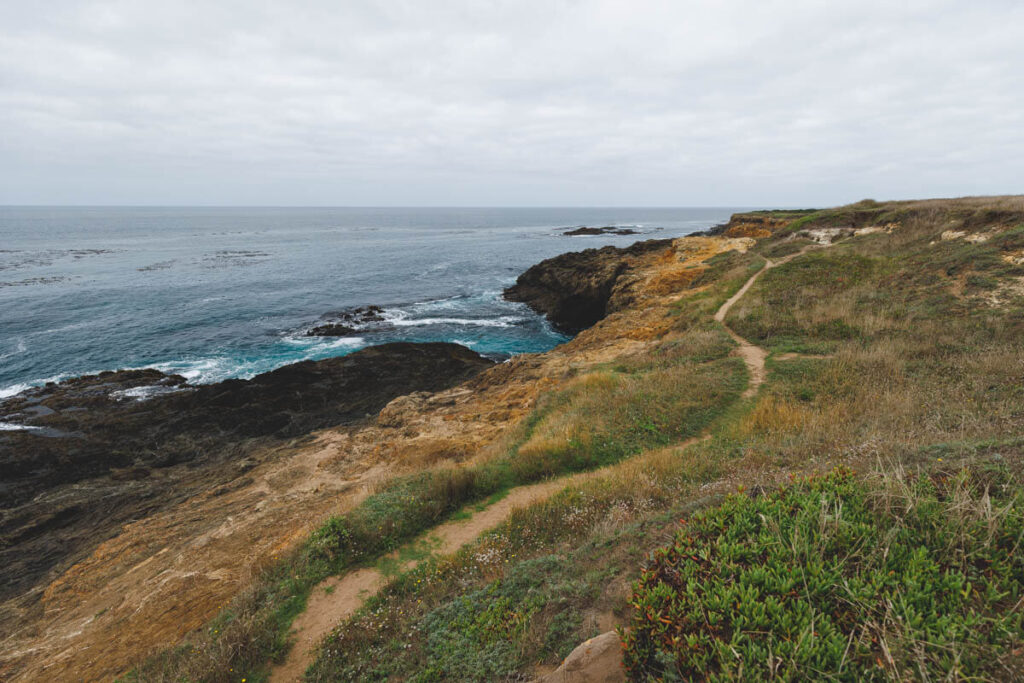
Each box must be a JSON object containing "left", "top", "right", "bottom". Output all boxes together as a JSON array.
[
  {"left": 503, "top": 239, "right": 674, "bottom": 333},
  {"left": 0, "top": 235, "right": 754, "bottom": 682}
]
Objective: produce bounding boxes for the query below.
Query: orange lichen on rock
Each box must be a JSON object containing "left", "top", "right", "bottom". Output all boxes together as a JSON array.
[{"left": 722, "top": 216, "right": 790, "bottom": 239}]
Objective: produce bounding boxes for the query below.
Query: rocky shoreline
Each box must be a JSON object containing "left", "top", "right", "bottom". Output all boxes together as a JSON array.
[
  {"left": 0, "top": 342, "right": 493, "bottom": 606},
  {"left": 0, "top": 237, "right": 697, "bottom": 610},
  {"left": 0, "top": 235, "right": 696, "bottom": 681},
  {"left": 306, "top": 305, "right": 387, "bottom": 336},
  {"left": 503, "top": 238, "right": 674, "bottom": 333}
]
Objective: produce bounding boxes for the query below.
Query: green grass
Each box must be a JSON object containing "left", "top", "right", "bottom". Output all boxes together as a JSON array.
[
  {"left": 622, "top": 467, "right": 1024, "bottom": 681},
  {"left": 127, "top": 197, "right": 1024, "bottom": 682},
  {"left": 125, "top": 318, "right": 746, "bottom": 683},
  {"left": 376, "top": 535, "right": 443, "bottom": 577},
  {"left": 306, "top": 446, "right": 731, "bottom": 681}
]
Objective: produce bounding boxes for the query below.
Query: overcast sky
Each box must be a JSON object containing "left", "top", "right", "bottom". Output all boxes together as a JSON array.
[{"left": 1, "top": 1, "right": 1021, "bottom": 206}]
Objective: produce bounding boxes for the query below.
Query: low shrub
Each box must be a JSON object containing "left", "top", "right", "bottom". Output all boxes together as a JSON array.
[{"left": 622, "top": 468, "right": 1024, "bottom": 681}]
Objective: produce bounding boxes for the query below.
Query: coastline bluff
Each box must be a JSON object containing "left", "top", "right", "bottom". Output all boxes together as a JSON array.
[
  {"left": 0, "top": 233, "right": 755, "bottom": 682},
  {"left": 504, "top": 238, "right": 674, "bottom": 333}
]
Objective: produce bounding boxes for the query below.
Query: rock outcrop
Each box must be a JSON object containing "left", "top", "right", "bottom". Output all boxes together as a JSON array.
[
  {"left": 307, "top": 305, "right": 386, "bottom": 336},
  {"left": 0, "top": 342, "right": 492, "bottom": 605},
  {"left": 503, "top": 239, "right": 673, "bottom": 333},
  {"left": 692, "top": 213, "right": 791, "bottom": 238},
  {"left": 563, "top": 226, "right": 640, "bottom": 236},
  {"left": 538, "top": 631, "right": 626, "bottom": 682}
]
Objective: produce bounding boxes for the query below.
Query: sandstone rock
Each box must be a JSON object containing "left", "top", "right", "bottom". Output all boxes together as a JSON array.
[
  {"left": 377, "top": 391, "right": 432, "bottom": 428},
  {"left": 504, "top": 239, "right": 672, "bottom": 333},
  {"left": 538, "top": 631, "right": 625, "bottom": 683}
]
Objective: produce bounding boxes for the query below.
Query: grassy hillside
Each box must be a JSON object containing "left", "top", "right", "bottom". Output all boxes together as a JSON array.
[{"left": 128, "top": 196, "right": 1024, "bottom": 682}]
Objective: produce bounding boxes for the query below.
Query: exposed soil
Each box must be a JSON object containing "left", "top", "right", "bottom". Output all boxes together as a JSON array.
[{"left": 270, "top": 479, "right": 567, "bottom": 682}]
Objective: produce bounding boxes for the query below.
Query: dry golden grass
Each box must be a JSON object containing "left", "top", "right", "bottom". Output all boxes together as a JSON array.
[
  {"left": 125, "top": 196, "right": 1024, "bottom": 683},
  {"left": 738, "top": 394, "right": 812, "bottom": 436},
  {"left": 868, "top": 195, "right": 1024, "bottom": 212}
]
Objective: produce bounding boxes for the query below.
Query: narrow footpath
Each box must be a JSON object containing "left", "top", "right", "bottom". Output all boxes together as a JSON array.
[
  {"left": 270, "top": 478, "right": 567, "bottom": 682},
  {"left": 714, "top": 247, "right": 818, "bottom": 397},
  {"left": 537, "top": 246, "right": 821, "bottom": 683},
  {"left": 270, "top": 244, "right": 815, "bottom": 683}
]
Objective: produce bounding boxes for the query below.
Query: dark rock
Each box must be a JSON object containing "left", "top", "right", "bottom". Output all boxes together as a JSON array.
[
  {"left": 504, "top": 239, "right": 673, "bottom": 334},
  {"left": 563, "top": 226, "right": 640, "bottom": 236},
  {"left": 308, "top": 305, "right": 387, "bottom": 335},
  {"left": 0, "top": 342, "right": 493, "bottom": 603},
  {"left": 307, "top": 323, "right": 359, "bottom": 336},
  {"left": 689, "top": 221, "right": 730, "bottom": 237}
]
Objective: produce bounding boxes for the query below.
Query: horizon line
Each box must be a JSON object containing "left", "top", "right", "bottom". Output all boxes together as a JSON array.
[{"left": 0, "top": 204, "right": 788, "bottom": 210}]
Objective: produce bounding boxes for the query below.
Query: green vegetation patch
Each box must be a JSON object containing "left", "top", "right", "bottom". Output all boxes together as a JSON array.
[
  {"left": 622, "top": 468, "right": 1024, "bottom": 681},
  {"left": 509, "top": 356, "right": 745, "bottom": 481},
  {"left": 726, "top": 249, "right": 884, "bottom": 348},
  {"left": 757, "top": 237, "right": 814, "bottom": 259},
  {"left": 413, "top": 557, "right": 596, "bottom": 681},
  {"left": 308, "top": 479, "right": 721, "bottom": 682},
  {"left": 126, "top": 326, "right": 745, "bottom": 682}
]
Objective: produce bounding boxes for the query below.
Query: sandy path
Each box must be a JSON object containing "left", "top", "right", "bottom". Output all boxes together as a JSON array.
[
  {"left": 271, "top": 245, "right": 817, "bottom": 682},
  {"left": 269, "top": 478, "right": 568, "bottom": 682},
  {"left": 714, "top": 248, "right": 815, "bottom": 397}
]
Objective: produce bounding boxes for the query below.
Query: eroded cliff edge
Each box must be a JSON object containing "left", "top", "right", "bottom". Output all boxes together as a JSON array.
[
  {"left": 503, "top": 238, "right": 673, "bottom": 333},
  {"left": 0, "top": 344, "right": 492, "bottom": 623},
  {"left": 0, "top": 233, "right": 756, "bottom": 682}
]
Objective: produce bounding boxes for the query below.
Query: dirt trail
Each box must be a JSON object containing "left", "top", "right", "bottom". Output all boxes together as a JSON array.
[
  {"left": 714, "top": 249, "right": 815, "bottom": 397},
  {"left": 0, "top": 234, "right": 797, "bottom": 683},
  {"left": 270, "top": 246, "right": 812, "bottom": 682},
  {"left": 270, "top": 478, "right": 568, "bottom": 683}
]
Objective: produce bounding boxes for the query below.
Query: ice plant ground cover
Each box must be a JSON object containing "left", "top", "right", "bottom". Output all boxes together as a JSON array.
[{"left": 622, "top": 467, "right": 1024, "bottom": 681}]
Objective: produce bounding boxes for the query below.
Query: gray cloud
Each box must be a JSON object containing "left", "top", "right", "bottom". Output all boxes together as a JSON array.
[{"left": 1, "top": 0, "right": 1021, "bottom": 205}]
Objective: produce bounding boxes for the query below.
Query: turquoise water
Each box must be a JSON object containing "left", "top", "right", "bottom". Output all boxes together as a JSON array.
[{"left": 0, "top": 207, "right": 737, "bottom": 397}]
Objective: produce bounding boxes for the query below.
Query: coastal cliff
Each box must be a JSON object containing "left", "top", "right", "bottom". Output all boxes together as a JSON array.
[
  {"left": 503, "top": 238, "right": 673, "bottom": 333},
  {"left": 1, "top": 227, "right": 735, "bottom": 682},
  {"left": 4, "top": 196, "right": 1024, "bottom": 682}
]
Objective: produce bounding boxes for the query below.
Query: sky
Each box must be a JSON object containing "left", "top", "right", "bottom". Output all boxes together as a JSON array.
[{"left": 1, "top": 1, "right": 1021, "bottom": 207}]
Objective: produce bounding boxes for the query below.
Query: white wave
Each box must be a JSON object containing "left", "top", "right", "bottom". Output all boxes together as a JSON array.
[
  {"left": 150, "top": 358, "right": 225, "bottom": 382},
  {"left": 0, "top": 383, "right": 32, "bottom": 400},
  {"left": 0, "top": 371, "right": 77, "bottom": 400},
  {"left": 320, "top": 336, "right": 365, "bottom": 348},
  {"left": 112, "top": 385, "right": 190, "bottom": 401},
  {"left": 386, "top": 314, "right": 523, "bottom": 328},
  {"left": 407, "top": 289, "right": 508, "bottom": 311},
  {"left": 149, "top": 335, "right": 368, "bottom": 385},
  {"left": 0, "top": 421, "right": 40, "bottom": 431},
  {"left": 450, "top": 339, "right": 479, "bottom": 347},
  {"left": 282, "top": 335, "right": 365, "bottom": 348},
  {"left": 409, "top": 294, "right": 466, "bottom": 311},
  {"left": 0, "top": 339, "right": 27, "bottom": 361}
]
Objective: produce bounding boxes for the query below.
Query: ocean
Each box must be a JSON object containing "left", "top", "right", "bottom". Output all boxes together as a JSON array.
[{"left": 0, "top": 206, "right": 738, "bottom": 398}]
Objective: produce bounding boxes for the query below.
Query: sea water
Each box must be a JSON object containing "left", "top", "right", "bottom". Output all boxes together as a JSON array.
[{"left": 0, "top": 206, "right": 738, "bottom": 397}]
